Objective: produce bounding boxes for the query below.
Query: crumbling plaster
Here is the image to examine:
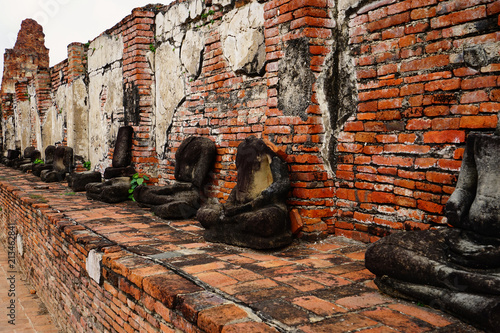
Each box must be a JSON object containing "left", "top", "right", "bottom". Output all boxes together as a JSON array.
[
  {"left": 153, "top": 0, "right": 266, "bottom": 157},
  {"left": 318, "top": 0, "right": 366, "bottom": 176},
  {"left": 88, "top": 34, "right": 124, "bottom": 173}
]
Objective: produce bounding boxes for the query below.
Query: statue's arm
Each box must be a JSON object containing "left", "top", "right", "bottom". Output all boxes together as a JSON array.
[{"left": 446, "top": 135, "right": 477, "bottom": 228}]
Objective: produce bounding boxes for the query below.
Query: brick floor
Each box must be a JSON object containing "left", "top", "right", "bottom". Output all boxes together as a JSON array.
[
  {"left": 0, "top": 167, "right": 486, "bottom": 332},
  {"left": 0, "top": 242, "right": 61, "bottom": 332}
]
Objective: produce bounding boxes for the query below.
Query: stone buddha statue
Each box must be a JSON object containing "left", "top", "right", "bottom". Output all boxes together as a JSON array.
[
  {"left": 365, "top": 122, "right": 500, "bottom": 332},
  {"left": 197, "top": 136, "right": 293, "bottom": 249}
]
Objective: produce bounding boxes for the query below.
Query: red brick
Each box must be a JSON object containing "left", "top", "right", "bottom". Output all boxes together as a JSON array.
[
  {"left": 423, "top": 130, "right": 465, "bottom": 143},
  {"left": 431, "top": 117, "right": 460, "bottom": 130},
  {"left": 417, "top": 200, "right": 444, "bottom": 214},
  {"left": 143, "top": 273, "right": 202, "bottom": 308},
  {"left": 426, "top": 171, "right": 456, "bottom": 185},
  {"left": 400, "top": 84, "right": 424, "bottom": 96},
  {"left": 480, "top": 102, "right": 500, "bottom": 113},
  {"left": 411, "top": 7, "right": 436, "bottom": 20},
  {"left": 460, "top": 90, "right": 489, "bottom": 103},
  {"left": 382, "top": 26, "right": 405, "bottom": 40},
  {"left": 399, "top": 35, "right": 417, "bottom": 48},
  {"left": 343, "top": 121, "right": 364, "bottom": 131},
  {"left": 373, "top": 156, "right": 414, "bottom": 167},
  {"left": 198, "top": 304, "right": 249, "bottom": 333},
  {"left": 461, "top": 76, "right": 498, "bottom": 90},
  {"left": 459, "top": 115, "right": 498, "bottom": 129},
  {"left": 430, "top": 6, "right": 487, "bottom": 29},
  {"left": 401, "top": 55, "right": 450, "bottom": 72},
  {"left": 424, "top": 105, "right": 450, "bottom": 117},
  {"left": 425, "top": 78, "right": 461, "bottom": 92},
  {"left": 359, "top": 88, "right": 400, "bottom": 101},
  {"left": 367, "top": 12, "right": 411, "bottom": 32},
  {"left": 450, "top": 105, "right": 479, "bottom": 115},
  {"left": 407, "top": 118, "right": 431, "bottom": 130}
]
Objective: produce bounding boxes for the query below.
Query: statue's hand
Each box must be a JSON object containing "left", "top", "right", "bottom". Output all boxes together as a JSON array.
[{"left": 445, "top": 188, "right": 475, "bottom": 228}]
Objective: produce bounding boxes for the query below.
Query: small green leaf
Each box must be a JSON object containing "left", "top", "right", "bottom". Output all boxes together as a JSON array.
[
  {"left": 143, "top": 176, "right": 149, "bottom": 181},
  {"left": 137, "top": 178, "right": 144, "bottom": 186}
]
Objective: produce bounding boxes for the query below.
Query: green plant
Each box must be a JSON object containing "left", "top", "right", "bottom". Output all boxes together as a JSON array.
[
  {"left": 129, "top": 173, "right": 149, "bottom": 201},
  {"left": 33, "top": 158, "right": 44, "bottom": 165},
  {"left": 62, "top": 192, "right": 76, "bottom": 196},
  {"left": 83, "top": 161, "right": 91, "bottom": 171},
  {"left": 149, "top": 44, "right": 156, "bottom": 53}
]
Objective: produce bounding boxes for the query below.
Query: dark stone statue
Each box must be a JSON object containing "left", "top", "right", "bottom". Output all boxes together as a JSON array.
[
  {"left": 14, "top": 146, "right": 41, "bottom": 169},
  {"left": 1, "top": 149, "right": 21, "bottom": 166},
  {"left": 197, "top": 136, "right": 292, "bottom": 250},
  {"left": 86, "top": 177, "right": 131, "bottom": 203},
  {"left": 134, "top": 136, "right": 216, "bottom": 219},
  {"left": 32, "top": 145, "right": 56, "bottom": 176},
  {"left": 365, "top": 131, "right": 500, "bottom": 332},
  {"left": 67, "top": 170, "right": 102, "bottom": 192},
  {"left": 103, "top": 126, "right": 135, "bottom": 179},
  {"left": 40, "top": 146, "right": 74, "bottom": 182},
  {"left": 85, "top": 126, "right": 136, "bottom": 202}
]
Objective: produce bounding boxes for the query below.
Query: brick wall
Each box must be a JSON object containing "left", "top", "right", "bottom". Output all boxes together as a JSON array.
[
  {"left": 334, "top": 0, "right": 500, "bottom": 242},
  {"left": 1, "top": 0, "right": 499, "bottom": 242}
]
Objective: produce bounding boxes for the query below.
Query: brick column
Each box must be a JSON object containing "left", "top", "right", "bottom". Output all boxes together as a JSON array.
[
  {"left": 121, "top": 8, "right": 157, "bottom": 174},
  {"left": 67, "top": 42, "right": 86, "bottom": 83},
  {"left": 263, "top": 0, "right": 337, "bottom": 241}
]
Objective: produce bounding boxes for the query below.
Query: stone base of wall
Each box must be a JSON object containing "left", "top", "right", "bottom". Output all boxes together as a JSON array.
[{"left": 0, "top": 166, "right": 479, "bottom": 332}]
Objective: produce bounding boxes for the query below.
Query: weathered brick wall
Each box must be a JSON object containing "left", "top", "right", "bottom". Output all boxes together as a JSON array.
[
  {"left": 0, "top": 172, "right": 276, "bottom": 332},
  {"left": 1, "top": 0, "right": 499, "bottom": 242},
  {"left": 334, "top": 0, "right": 500, "bottom": 242}
]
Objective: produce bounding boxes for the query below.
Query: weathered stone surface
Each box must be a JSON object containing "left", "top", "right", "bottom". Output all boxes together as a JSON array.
[
  {"left": 40, "top": 146, "right": 73, "bottom": 182},
  {"left": 111, "top": 126, "right": 133, "bottom": 169},
  {"left": 278, "top": 38, "right": 314, "bottom": 121},
  {"left": 220, "top": 1, "right": 265, "bottom": 75},
  {"left": 86, "top": 177, "right": 131, "bottom": 203},
  {"left": 197, "top": 136, "right": 292, "bottom": 249},
  {"left": 86, "top": 249, "right": 103, "bottom": 284},
  {"left": 66, "top": 77, "right": 89, "bottom": 157},
  {"left": 15, "top": 146, "right": 40, "bottom": 169},
  {"left": 134, "top": 136, "right": 216, "bottom": 219},
  {"left": 155, "top": 42, "right": 185, "bottom": 157},
  {"left": 88, "top": 34, "right": 124, "bottom": 174},
  {"left": 88, "top": 34, "right": 123, "bottom": 73},
  {"left": 67, "top": 171, "right": 102, "bottom": 192},
  {"left": 32, "top": 145, "right": 56, "bottom": 177},
  {"left": 365, "top": 132, "right": 500, "bottom": 333},
  {"left": 85, "top": 126, "right": 135, "bottom": 200},
  {"left": 181, "top": 29, "right": 204, "bottom": 78}
]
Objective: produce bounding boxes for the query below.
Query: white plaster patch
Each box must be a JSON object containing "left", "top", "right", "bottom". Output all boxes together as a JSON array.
[
  {"left": 155, "top": 42, "right": 186, "bottom": 157},
  {"left": 181, "top": 29, "right": 205, "bottom": 77},
  {"left": 88, "top": 34, "right": 123, "bottom": 73},
  {"left": 219, "top": 1, "right": 266, "bottom": 74},
  {"left": 17, "top": 234, "right": 23, "bottom": 257},
  {"left": 86, "top": 249, "right": 103, "bottom": 284}
]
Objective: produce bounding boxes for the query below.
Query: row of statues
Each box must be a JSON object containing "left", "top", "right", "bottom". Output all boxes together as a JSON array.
[
  {"left": 2, "top": 125, "right": 499, "bottom": 330},
  {"left": 1, "top": 129, "right": 293, "bottom": 250}
]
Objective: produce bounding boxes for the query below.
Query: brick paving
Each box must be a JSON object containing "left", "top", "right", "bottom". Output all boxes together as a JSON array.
[
  {"left": 0, "top": 168, "right": 485, "bottom": 332},
  {"left": 0, "top": 244, "right": 61, "bottom": 332}
]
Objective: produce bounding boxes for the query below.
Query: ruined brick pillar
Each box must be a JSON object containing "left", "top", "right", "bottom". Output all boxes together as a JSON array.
[
  {"left": 67, "top": 42, "right": 86, "bottom": 83},
  {"left": 263, "top": 0, "right": 337, "bottom": 241},
  {"left": 121, "top": 7, "right": 157, "bottom": 174},
  {"left": 1, "top": 19, "right": 49, "bottom": 151}
]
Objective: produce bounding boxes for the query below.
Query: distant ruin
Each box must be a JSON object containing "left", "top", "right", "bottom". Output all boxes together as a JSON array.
[{"left": 1, "top": 0, "right": 499, "bottom": 244}]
